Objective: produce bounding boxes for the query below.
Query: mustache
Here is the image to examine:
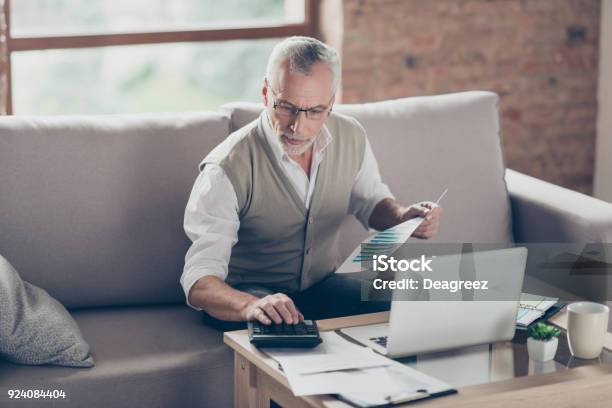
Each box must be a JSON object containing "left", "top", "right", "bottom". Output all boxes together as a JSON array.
[{"left": 281, "top": 133, "right": 309, "bottom": 142}]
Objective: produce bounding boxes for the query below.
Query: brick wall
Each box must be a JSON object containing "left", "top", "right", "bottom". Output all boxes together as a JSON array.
[
  {"left": 0, "top": 1, "right": 600, "bottom": 193},
  {"left": 323, "top": 0, "right": 600, "bottom": 194}
]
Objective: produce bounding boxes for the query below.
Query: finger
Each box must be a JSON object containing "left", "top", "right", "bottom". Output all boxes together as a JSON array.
[
  {"left": 421, "top": 218, "right": 439, "bottom": 228},
  {"left": 283, "top": 297, "right": 300, "bottom": 324},
  {"left": 415, "top": 222, "right": 434, "bottom": 233},
  {"left": 427, "top": 208, "right": 442, "bottom": 221},
  {"left": 426, "top": 207, "right": 441, "bottom": 219},
  {"left": 414, "top": 223, "right": 438, "bottom": 237},
  {"left": 412, "top": 227, "right": 426, "bottom": 237},
  {"left": 261, "top": 302, "right": 283, "bottom": 324},
  {"left": 418, "top": 218, "right": 432, "bottom": 227},
  {"left": 422, "top": 225, "right": 439, "bottom": 237},
  {"left": 272, "top": 298, "right": 294, "bottom": 324},
  {"left": 419, "top": 223, "right": 438, "bottom": 235},
  {"left": 254, "top": 307, "right": 271, "bottom": 325},
  {"left": 414, "top": 230, "right": 431, "bottom": 239},
  {"left": 413, "top": 208, "right": 429, "bottom": 218},
  {"left": 298, "top": 311, "right": 305, "bottom": 322}
]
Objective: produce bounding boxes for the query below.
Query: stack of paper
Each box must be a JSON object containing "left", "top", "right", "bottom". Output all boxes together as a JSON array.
[
  {"left": 263, "top": 332, "right": 455, "bottom": 402},
  {"left": 263, "top": 331, "right": 393, "bottom": 396}
]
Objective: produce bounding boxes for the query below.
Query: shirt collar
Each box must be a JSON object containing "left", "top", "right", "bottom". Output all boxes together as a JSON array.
[{"left": 261, "top": 110, "right": 332, "bottom": 163}]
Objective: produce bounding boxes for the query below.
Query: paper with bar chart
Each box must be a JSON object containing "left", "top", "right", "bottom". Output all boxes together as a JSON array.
[
  {"left": 336, "top": 188, "right": 447, "bottom": 274},
  {"left": 336, "top": 217, "right": 425, "bottom": 273}
]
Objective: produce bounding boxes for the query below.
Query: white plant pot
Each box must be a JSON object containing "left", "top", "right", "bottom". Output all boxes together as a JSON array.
[{"left": 527, "top": 337, "right": 558, "bottom": 362}]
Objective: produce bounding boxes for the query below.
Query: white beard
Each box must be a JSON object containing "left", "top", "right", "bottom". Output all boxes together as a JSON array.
[{"left": 279, "top": 135, "right": 315, "bottom": 156}]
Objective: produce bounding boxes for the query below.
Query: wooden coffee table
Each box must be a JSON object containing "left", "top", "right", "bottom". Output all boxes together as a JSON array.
[{"left": 224, "top": 310, "right": 612, "bottom": 408}]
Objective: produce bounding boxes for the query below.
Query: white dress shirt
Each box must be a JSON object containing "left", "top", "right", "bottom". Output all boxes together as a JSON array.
[{"left": 181, "top": 111, "right": 393, "bottom": 309}]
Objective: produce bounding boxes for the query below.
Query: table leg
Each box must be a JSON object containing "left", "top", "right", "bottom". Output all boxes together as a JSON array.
[
  {"left": 234, "top": 352, "right": 258, "bottom": 408},
  {"left": 257, "top": 369, "right": 313, "bottom": 408},
  {"left": 234, "top": 351, "right": 315, "bottom": 408}
]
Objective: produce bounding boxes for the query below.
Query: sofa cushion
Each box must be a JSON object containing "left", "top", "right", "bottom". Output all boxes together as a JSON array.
[
  {"left": 0, "top": 305, "right": 233, "bottom": 408},
  {"left": 0, "top": 255, "right": 94, "bottom": 367},
  {"left": 0, "top": 112, "right": 229, "bottom": 308},
  {"left": 222, "top": 92, "right": 513, "bottom": 259}
]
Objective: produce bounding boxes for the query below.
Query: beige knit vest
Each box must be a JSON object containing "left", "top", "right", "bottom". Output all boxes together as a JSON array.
[{"left": 201, "top": 112, "right": 366, "bottom": 292}]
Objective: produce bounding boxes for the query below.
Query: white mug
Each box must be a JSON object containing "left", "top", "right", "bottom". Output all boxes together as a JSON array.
[{"left": 566, "top": 302, "right": 609, "bottom": 359}]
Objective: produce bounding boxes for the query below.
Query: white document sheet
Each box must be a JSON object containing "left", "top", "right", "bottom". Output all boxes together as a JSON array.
[
  {"left": 284, "top": 365, "right": 405, "bottom": 396},
  {"left": 263, "top": 332, "right": 454, "bottom": 398},
  {"left": 263, "top": 331, "right": 391, "bottom": 375}
]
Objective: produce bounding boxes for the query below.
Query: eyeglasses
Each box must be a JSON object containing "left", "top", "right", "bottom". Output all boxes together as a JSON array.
[{"left": 265, "top": 79, "right": 334, "bottom": 121}]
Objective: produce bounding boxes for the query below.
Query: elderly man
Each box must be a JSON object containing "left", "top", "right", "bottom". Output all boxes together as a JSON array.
[{"left": 181, "top": 36, "right": 442, "bottom": 329}]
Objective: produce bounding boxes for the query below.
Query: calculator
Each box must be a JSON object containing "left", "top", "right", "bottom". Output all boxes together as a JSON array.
[{"left": 247, "top": 319, "right": 322, "bottom": 348}]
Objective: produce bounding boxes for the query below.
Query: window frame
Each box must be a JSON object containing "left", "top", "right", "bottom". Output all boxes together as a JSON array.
[{"left": 3, "top": 0, "right": 319, "bottom": 114}]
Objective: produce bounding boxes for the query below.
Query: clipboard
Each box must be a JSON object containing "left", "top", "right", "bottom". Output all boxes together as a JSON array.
[
  {"left": 334, "top": 359, "right": 457, "bottom": 407},
  {"left": 338, "top": 387, "right": 457, "bottom": 407}
]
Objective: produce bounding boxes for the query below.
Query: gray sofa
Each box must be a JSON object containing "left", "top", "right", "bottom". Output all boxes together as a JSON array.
[{"left": 1, "top": 91, "right": 611, "bottom": 408}]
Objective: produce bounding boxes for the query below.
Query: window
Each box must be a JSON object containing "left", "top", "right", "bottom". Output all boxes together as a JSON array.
[{"left": 6, "top": 0, "right": 317, "bottom": 114}]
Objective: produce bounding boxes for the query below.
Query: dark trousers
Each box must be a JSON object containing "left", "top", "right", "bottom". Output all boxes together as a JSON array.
[{"left": 201, "top": 273, "right": 390, "bottom": 331}]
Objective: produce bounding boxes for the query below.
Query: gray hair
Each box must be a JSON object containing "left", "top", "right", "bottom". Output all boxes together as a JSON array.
[{"left": 265, "top": 36, "right": 341, "bottom": 93}]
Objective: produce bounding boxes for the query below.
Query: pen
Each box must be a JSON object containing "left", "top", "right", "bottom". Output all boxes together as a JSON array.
[
  {"left": 385, "top": 389, "right": 430, "bottom": 403},
  {"left": 421, "top": 188, "right": 447, "bottom": 220},
  {"left": 435, "top": 188, "right": 448, "bottom": 206}
]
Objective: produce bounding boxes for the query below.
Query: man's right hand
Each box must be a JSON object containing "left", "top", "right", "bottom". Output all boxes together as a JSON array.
[{"left": 241, "top": 293, "right": 304, "bottom": 325}]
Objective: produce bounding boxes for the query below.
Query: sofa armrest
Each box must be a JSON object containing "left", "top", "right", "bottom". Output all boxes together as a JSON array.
[{"left": 505, "top": 169, "right": 612, "bottom": 242}]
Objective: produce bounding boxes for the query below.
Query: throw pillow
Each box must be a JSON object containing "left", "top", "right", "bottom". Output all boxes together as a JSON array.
[{"left": 0, "top": 255, "right": 94, "bottom": 367}]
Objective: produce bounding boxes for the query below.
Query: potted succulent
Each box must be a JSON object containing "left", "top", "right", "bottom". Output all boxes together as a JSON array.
[{"left": 527, "top": 322, "right": 561, "bottom": 362}]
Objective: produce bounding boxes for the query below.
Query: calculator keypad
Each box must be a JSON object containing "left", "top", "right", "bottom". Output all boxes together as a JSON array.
[{"left": 248, "top": 320, "right": 322, "bottom": 348}]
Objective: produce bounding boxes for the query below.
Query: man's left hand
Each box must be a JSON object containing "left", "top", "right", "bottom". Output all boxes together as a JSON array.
[{"left": 402, "top": 202, "right": 443, "bottom": 239}]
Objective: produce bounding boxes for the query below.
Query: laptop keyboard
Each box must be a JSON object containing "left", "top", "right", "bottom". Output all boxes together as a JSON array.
[{"left": 369, "top": 335, "right": 388, "bottom": 348}]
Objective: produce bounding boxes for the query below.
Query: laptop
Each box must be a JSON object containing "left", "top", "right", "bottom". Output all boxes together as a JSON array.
[{"left": 341, "top": 247, "right": 527, "bottom": 358}]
